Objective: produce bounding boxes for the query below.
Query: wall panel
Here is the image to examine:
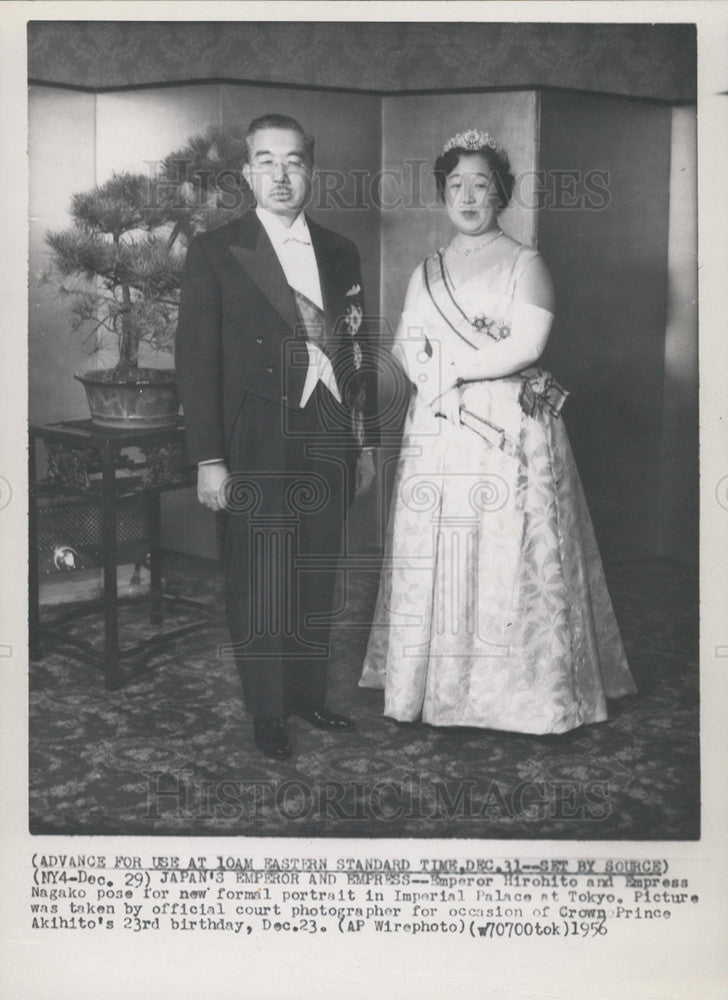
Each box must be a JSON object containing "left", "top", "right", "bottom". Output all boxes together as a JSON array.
[
  {"left": 658, "top": 106, "right": 698, "bottom": 562},
  {"left": 95, "top": 85, "right": 220, "bottom": 182},
  {"left": 28, "top": 86, "right": 97, "bottom": 425},
  {"left": 537, "top": 91, "right": 672, "bottom": 561}
]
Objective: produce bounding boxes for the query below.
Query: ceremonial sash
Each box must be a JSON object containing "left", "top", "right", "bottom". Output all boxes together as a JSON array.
[
  {"left": 422, "top": 250, "right": 514, "bottom": 350},
  {"left": 422, "top": 251, "right": 480, "bottom": 349},
  {"left": 291, "top": 288, "right": 330, "bottom": 353}
]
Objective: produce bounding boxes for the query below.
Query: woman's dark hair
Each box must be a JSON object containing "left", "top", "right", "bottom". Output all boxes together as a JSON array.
[{"left": 434, "top": 144, "right": 514, "bottom": 210}]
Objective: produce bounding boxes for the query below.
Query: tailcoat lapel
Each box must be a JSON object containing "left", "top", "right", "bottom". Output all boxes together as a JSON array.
[
  {"left": 307, "top": 217, "right": 343, "bottom": 338},
  {"left": 227, "top": 212, "right": 298, "bottom": 332}
]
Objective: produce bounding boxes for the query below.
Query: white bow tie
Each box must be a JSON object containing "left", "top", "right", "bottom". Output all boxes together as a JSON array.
[{"left": 282, "top": 233, "right": 311, "bottom": 245}]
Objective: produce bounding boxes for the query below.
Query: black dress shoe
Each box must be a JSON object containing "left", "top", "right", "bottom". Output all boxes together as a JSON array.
[
  {"left": 293, "top": 707, "right": 355, "bottom": 731},
  {"left": 253, "top": 718, "right": 292, "bottom": 759}
]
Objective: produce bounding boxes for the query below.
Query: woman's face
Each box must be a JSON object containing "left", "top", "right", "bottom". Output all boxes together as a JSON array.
[{"left": 444, "top": 153, "right": 500, "bottom": 236}]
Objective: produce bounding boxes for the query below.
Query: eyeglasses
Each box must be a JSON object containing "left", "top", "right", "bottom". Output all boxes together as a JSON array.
[{"left": 250, "top": 158, "right": 309, "bottom": 175}]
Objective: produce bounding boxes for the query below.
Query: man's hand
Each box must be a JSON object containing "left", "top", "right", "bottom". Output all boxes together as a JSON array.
[
  {"left": 355, "top": 450, "right": 376, "bottom": 496},
  {"left": 197, "top": 462, "right": 230, "bottom": 511}
]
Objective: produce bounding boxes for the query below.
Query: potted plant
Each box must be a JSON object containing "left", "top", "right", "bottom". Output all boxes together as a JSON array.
[
  {"left": 44, "top": 125, "right": 248, "bottom": 430},
  {"left": 45, "top": 171, "right": 184, "bottom": 429}
]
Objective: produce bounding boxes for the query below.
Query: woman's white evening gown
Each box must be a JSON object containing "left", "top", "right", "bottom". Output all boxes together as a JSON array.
[{"left": 359, "top": 244, "right": 636, "bottom": 734}]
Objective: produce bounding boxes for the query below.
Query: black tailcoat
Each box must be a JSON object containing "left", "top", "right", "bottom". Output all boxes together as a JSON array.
[{"left": 175, "top": 210, "right": 377, "bottom": 718}]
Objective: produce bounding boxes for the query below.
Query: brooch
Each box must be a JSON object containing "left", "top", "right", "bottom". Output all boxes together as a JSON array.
[{"left": 344, "top": 301, "right": 363, "bottom": 336}]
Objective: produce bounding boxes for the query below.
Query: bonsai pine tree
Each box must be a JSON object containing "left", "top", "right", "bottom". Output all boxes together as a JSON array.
[
  {"left": 45, "top": 171, "right": 184, "bottom": 378},
  {"left": 158, "top": 123, "right": 250, "bottom": 241},
  {"left": 44, "top": 125, "right": 248, "bottom": 382}
]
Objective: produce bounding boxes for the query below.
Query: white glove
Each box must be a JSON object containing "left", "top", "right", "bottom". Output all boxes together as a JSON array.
[
  {"left": 429, "top": 384, "right": 462, "bottom": 427},
  {"left": 392, "top": 310, "right": 457, "bottom": 407}
]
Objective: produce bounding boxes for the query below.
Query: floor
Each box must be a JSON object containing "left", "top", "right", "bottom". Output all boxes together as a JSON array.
[{"left": 29, "top": 554, "right": 699, "bottom": 839}]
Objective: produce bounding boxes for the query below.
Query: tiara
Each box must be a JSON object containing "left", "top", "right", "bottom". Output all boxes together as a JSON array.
[{"left": 442, "top": 129, "right": 508, "bottom": 163}]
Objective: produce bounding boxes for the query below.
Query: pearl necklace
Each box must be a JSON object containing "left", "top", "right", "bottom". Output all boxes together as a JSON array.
[{"left": 450, "top": 229, "right": 504, "bottom": 256}]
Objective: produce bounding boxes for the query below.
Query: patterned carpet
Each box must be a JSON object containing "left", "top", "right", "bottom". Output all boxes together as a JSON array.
[{"left": 29, "top": 554, "right": 699, "bottom": 839}]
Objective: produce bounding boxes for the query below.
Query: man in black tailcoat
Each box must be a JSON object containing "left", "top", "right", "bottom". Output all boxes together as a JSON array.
[{"left": 175, "top": 114, "right": 378, "bottom": 760}]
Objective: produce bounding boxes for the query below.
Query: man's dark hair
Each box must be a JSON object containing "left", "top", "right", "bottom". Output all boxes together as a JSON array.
[{"left": 244, "top": 114, "right": 315, "bottom": 165}]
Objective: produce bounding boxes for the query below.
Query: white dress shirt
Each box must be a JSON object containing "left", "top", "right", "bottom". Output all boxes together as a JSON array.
[
  {"left": 256, "top": 206, "right": 341, "bottom": 409},
  {"left": 255, "top": 205, "right": 323, "bottom": 309}
]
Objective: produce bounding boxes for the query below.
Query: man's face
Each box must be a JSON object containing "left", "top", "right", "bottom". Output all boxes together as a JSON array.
[{"left": 243, "top": 127, "right": 313, "bottom": 221}]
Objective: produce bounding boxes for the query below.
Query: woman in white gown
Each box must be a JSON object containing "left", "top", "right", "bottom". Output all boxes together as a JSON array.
[{"left": 359, "top": 128, "right": 636, "bottom": 734}]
